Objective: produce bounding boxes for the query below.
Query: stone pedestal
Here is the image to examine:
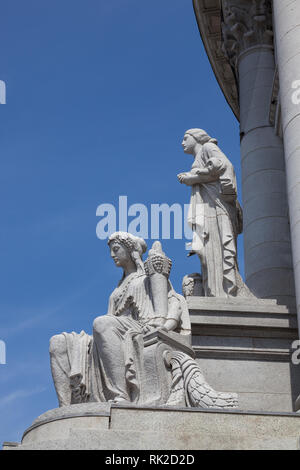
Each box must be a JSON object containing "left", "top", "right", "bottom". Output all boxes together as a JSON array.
[
  {"left": 4, "top": 403, "right": 300, "bottom": 450},
  {"left": 141, "top": 330, "right": 193, "bottom": 406},
  {"left": 4, "top": 299, "right": 300, "bottom": 450},
  {"left": 188, "top": 296, "right": 300, "bottom": 412}
]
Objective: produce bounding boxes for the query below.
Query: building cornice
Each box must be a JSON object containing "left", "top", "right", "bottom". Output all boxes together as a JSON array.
[
  {"left": 193, "top": 0, "right": 275, "bottom": 123},
  {"left": 193, "top": 0, "right": 239, "bottom": 120}
]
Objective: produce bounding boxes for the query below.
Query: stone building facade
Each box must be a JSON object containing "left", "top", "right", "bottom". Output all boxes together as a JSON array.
[
  {"left": 191, "top": 0, "right": 300, "bottom": 413},
  {"left": 4, "top": 1, "right": 300, "bottom": 450}
]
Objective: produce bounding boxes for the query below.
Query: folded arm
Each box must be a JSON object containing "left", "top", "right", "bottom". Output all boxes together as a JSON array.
[{"left": 177, "top": 171, "right": 218, "bottom": 186}]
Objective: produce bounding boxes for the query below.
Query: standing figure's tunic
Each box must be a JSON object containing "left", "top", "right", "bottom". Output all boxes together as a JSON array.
[{"left": 187, "top": 141, "right": 242, "bottom": 297}]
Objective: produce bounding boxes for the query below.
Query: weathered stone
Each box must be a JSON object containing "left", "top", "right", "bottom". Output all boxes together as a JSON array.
[
  {"left": 218, "top": 0, "right": 295, "bottom": 306},
  {"left": 8, "top": 405, "right": 300, "bottom": 450},
  {"left": 49, "top": 232, "right": 237, "bottom": 416},
  {"left": 178, "top": 128, "right": 251, "bottom": 299}
]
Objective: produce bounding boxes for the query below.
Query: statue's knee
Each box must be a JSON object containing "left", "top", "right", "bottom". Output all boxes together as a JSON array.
[
  {"left": 49, "top": 334, "right": 66, "bottom": 355},
  {"left": 93, "top": 315, "right": 114, "bottom": 335}
]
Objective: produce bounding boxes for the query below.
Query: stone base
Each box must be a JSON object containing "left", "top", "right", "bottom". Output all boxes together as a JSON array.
[
  {"left": 188, "top": 296, "right": 300, "bottom": 413},
  {"left": 187, "top": 296, "right": 294, "bottom": 315},
  {"left": 4, "top": 403, "right": 300, "bottom": 450}
]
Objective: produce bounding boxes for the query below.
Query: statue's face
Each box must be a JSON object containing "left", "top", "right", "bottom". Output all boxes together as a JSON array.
[
  {"left": 110, "top": 241, "right": 131, "bottom": 268},
  {"left": 182, "top": 133, "right": 197, "bottom": 154}
]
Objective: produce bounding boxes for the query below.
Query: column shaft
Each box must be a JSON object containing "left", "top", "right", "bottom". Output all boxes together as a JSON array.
[
  {"left": 273, "top": 0, "right": 300, "bottom": 321},
  {"left": 239, "top": 46, "right": 295, "bottom": 308}
]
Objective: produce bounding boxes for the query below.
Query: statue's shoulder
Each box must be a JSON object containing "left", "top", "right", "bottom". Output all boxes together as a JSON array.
[
  {"left": 203, "top": 141, "right": 217, "bottom": 152},
  {"left": 203, "top": 142, "right": 226, "bottom": 160},
  {"left": 203, "top": 142, "right": 233, "bottom": 169}
]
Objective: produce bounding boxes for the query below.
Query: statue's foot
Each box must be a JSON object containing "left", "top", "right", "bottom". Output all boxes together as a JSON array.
[{"left": 110, "top": 396, "right": 131, "bottom": 405}]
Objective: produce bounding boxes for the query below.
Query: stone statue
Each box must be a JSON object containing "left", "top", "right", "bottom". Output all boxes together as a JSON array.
[
  {"left": 178, "top": 128, "right": 252, "bottom": 298},
  {"left": 49, "top": 232, "right": 238, "bottom": 409}
]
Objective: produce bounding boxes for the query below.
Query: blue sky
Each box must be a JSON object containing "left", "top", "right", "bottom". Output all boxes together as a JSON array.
[{"left": 0, "top": 0, "right": 242, "bottom": 444}]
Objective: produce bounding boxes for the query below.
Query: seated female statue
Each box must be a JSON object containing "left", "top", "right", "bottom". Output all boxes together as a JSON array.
[{"left": 49, "top": 232, "right": 189, "bottom": 406}]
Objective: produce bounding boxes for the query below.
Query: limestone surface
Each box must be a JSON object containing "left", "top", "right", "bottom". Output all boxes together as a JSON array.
[
  {"left": 49, "top": 232, "right": 238, "bottom": 411},
  {"left": 178, "top": 128, "right": 251, "bottom": 298}
]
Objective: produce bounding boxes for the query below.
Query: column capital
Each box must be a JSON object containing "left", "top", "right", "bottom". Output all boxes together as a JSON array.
[{"left": 221, "top": 0, "right": 273, "bottom": 72}]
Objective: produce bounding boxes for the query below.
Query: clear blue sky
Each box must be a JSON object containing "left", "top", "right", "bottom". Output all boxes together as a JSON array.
[{"left": 0, "top": 0, "right": 242, "bottom": 444}]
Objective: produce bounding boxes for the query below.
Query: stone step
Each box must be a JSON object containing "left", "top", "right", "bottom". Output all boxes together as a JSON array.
[{"left": 9, "top": 404, "right": 300, "bottom": 450}]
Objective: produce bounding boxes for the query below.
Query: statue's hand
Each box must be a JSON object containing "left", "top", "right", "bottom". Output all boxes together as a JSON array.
[
  {"left": 178, "top": 173, "right": 196, "bottom": 186},
  {"left": 177, "top": 172, "right": 190, "bottom": 184},
  {"left": 158, "top": 325, "right": 168, "bottom": 333},
  {"left": 142, "top": 324, "right": 152, "bottom": 334}
]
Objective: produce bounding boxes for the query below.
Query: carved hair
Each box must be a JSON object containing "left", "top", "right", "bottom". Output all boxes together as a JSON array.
[
  {"left": 108, "top": 231, "right": 147, "bottom": 274},
  {"left": 185, "top": 128, "right": 218, "bottom": 145}
]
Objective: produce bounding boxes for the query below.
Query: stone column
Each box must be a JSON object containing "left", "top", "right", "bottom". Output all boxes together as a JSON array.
[
  {"left": 222, "top": 0, "right": 295, "bottom": 309},
  {"left": 273, "top": 0, "right": 300, "bottom": 321}
]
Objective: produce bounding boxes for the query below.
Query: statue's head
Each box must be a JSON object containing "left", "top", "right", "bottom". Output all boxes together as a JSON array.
[
  {"left": 182, "top": 128, "right": 218, "bottom": 154},
  {"left": 108, "top": 232, "right": 147, "bottom": 274}
]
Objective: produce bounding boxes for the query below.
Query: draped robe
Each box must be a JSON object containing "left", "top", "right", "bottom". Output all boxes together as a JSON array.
[
  {"left": 50, "top": 271, "right": 190, "bottom": 405},
  {"left": 187, "top": 142, "right": 243, "bottom": 297}
]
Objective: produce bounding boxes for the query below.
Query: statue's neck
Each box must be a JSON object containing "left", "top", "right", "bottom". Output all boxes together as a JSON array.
[
  {"left": 121, "top": 266, "right": 137, "bottom": 283},
  {"left": 124, "top": 266, "right": 136, "bottom": 277}
]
